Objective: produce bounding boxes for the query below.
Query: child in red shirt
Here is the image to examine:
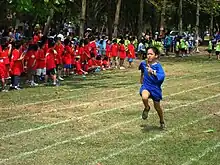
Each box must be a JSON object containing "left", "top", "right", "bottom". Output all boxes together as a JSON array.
[
  {"left": 89, "top": 37, "right": 97, "bottom": 56},
  {"left": 0, "top": 45, "right": 7, "bottom": 91},
  {"left": 106, "top": 40, "right": 112, "bottom": 57},
  {"left": 36, "top": 42, "right": 46, "bottom": 82},
  {"left": 25, "top": 44, "right": 38, "bottom": 86},
  {"left": 75, "top": 56, "right": 88, "bottom": 75},
  {"left": 63, "top": 39, "right": 72, "bottom": 77},
  {"left": 102, "top": 56, "right": 110, "bottom": 69},
  {"left": 1, "top": 43, "right": 12, "bottom": 79},
  {"left": 87, "top": 53, "right": 100, "bottom": 73},
  {"left": 54, "top": 37, "right": 64, "bottom": 81},
  {"left": 106, "top": 40, "right": 112, "bottom": 67},
  {"left": 111, "top": 39, "right": 118, "bottom": 68},
  {"left": 96, "top": 56, "right": 102, "bottom": 67},
  {"left": 10, "top": 41, "right": 24, "bottom": 90},
  {"left": 127, "top": 39, "right": 136, "bottom": 68},
  {"left": 45, "top": 39, "right": 58, "bottom": 86},
  {"left": 83, "top": 39, "right": 91, "bottom": 66},
  {"left": 119, "top": 40, "right": 126, "bottom": 69}
]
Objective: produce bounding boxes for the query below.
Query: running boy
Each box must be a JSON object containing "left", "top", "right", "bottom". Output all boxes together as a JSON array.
[{"left": 139, "top": 46, "right": 166, "bottom": 129}]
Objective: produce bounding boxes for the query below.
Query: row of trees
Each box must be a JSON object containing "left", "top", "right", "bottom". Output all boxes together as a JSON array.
[{"left": 0, "top": 0, "right": 220, "bottom": 39}]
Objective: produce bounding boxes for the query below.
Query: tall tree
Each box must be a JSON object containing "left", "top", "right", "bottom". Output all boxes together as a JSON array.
[
  {"left": 107, "top": 0, "right": 113, "bottom": 39},
  {"left": 113, "top": 0, "right": 122, "bottom": 38},
  {"left": 80, "top": 0, "right": 86, "bottom": 38},
  {"left": 138, "top": 0, "right": 144, "bottom": 39},
  {"left": 179, "top": 0, "right": 183, "bottom": 35},
  {"left": 195, "top": 0, "right": 200, "bottom": 52},
  {"left": 43, "top": 8, "right": 54, "bottom": 36},
  {"left": 160, "top": 0, "right": 166, "bottom": 37}
]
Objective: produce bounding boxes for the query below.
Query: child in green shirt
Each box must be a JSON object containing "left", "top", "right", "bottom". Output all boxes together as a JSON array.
[
  {"left": 216, "top": 40, "right": 220, "bottom": 60},
  {"left": 207, "top": 40, "right": 213, "bottom": 59}
]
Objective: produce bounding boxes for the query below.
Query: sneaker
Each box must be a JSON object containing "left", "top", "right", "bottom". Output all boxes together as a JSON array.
[
  {"left": 26, "top": 80, "right": 31, "bottom": 84},
  {"left": 30, "top": 82, "right": 38, "bottom": 87},
  {"left": 119, "top": 66, "right": 125, "bottom": 70},
  {"left": 53, "top": 81, "right": 60, "bottom": 86},
  {"left": 6, "top": 77, "right": 11, "bottom": 80},
  {"left": 160, "top": 121, "right": 165, "bottom": 129},
  {"left": 58, "top": 76, "right": 64, "bottom": 81},
  {"left": 1, "top": 89, "right": 8, "bottom": 92},
  {"left": 142, "top": 107, "right": 150, "bottom": 120},
  {"left": 14, "top": 86, "right": 22, "bottom": 90}
]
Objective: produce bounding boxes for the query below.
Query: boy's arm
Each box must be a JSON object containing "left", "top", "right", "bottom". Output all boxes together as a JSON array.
[
  {"left": 140, "top": 72, "right": 144, "bottom": 84},
  {"left": 80, "top": 69, "right": 88, "bottom": 75},
  {"left": 139, "top": 62, "right": 144, "bottom": 84},
  {"left": 149, "top": 65, "right": 165, "bottom": 82}
]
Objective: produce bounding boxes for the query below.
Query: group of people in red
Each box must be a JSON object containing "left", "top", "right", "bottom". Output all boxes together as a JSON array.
[{"left": 0, "top": 33, "right": 136, "bottom": 92}]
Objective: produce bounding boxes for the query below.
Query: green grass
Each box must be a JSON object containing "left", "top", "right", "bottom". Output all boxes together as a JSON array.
[{"left": 0, "top": 55, "right": 220, "bottom": 165}]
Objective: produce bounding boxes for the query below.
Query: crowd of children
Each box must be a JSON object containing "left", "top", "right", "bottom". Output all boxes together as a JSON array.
[
  {"left": 1, "top": 28, "right": 219, "bottom": 92},
  {"left": 0, "top": 33, "right": 136, "bottom": 92},
  {"left": 137, "top": 34, "right": 196, "bottom": 58},
  {"left": 207, "top": 39, "right": 220, "bottom": 60}
]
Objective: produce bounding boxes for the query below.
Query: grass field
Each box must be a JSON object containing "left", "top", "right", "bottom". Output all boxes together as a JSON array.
[{"left": 0, "top": 55, "right": 220, "bottom": 165}]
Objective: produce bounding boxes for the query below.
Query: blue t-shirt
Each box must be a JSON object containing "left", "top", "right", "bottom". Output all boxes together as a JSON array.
[{"left": 139, "top": 61, "right": 165, "bottom": 91}]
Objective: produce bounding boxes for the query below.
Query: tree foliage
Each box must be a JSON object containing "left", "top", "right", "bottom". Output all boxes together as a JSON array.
[{"left": 1, "top": 0, "right": 220, "bottom": 35}]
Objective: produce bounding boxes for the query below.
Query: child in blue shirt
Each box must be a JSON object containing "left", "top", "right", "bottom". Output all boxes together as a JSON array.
[{"left": 139, "top": 46, "right": 166, "bottom": 129}]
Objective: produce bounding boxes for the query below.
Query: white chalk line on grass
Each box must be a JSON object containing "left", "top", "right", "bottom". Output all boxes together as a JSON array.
[
  {"left": 0, "top": 83, "right": 138, "bottom": 111},
  {"left": 1, "top": 81, "right": 220, "bottom": 140},
  {"left": 90, "top": 111, "right": 220, "bottom": 165},
  {"left": 182, "top": 142, "right": 220, "bottom": 165},
  {"left": 1, "top": 69, "right": 219, "bottom": 110},
  {"left": 0, "top": 74, "right": 178, "bottom": 110},
  {"left": 1, "top": 94, "right": 219, "bottom": 164},
  {"left": 0, "top": 93, "right": 136, "bottom": 123},
  {"left": 1, "top": 73, "right": 220, "bottom": 123},
  {"left": 1, "top": 78, "right": 220, "bottom": 124}
]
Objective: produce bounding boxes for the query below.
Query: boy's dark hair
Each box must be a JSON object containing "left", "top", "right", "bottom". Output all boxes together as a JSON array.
[
  {"left": 119, "top": 39, "right": 124, "bottom": 44},
  {"left": 64, "top": 38, "right": 70, "bottom": 46},
  {"left": 89, "top": 36, "right": 95, "bottom": 41},
  {"left": 40, "top": 35, "right": 47, "bottom": 45},
  {"left": 38, "top": 41, "right": 44, "bottom": 49},
  {"left": 48, "top": 38, "right": 55, "bottom": 48},
  {"left": 96, "top": 55, "right": 101, "bottom": 60},
  {"left": 99, "top": 39, "right": 103, "bottom": 45},
  {"left": 84, "top": 38, "right": 89, "bottom": 45},
  {"left": 1, "top": 42, "right": 8, "bottom": 50},
  {"left": 14, "top": 41, "right": 22, "bottom": 49},
  {"left": 130, "top": 36, "right": 135, "bottom": 42},
  {"left": 147, "top": 46, "right": 160, "bottom": 56},
  {"left": 90, "top": 52, "right": 95, "bottom": 58},
  {"left": 103, "top": 56, "right": 108, "bottom": 60},
  {"left": 156, "top": 38, "right": 162, "bottom": 42},
  {"left": 79, "top": 39, "right": 84, "bottom": 47}
]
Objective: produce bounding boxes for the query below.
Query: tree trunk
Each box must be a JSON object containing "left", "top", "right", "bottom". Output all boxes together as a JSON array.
[
  {"left": 107, "top": 0, "right": 113, "bottom": 40},
  {"left": 160, "top": 0, "right": 166, "bottom": 38},
  {"left": 80, "top": 0, "right": 86, "bottom": 39},
  {"left": 150, "top": 4, "right": 156, "bottom": 37},
  {"left": 195, "top": 0, "right": 200, "bottom": 52},
  {"left": 138, "top": 0, "right": 144, "bottom": 40},
  {"left": 210, "top": 12, "right": 213, "bottom": 37},
  {"left": 113, "top": 0, "right": 122, "bottom": 38},
  {"left": 179, "top": 0, "right": 183, "bottom": 35},
  {"left": 43, "top": 9, "right": 54, "bottom": 36}
]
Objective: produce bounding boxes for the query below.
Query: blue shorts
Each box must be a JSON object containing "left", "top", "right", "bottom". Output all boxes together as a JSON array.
[
  {"left": 139, "top": 85, "right": 162, "bottom": 102},
  {"left": 64, "top": 64, "right": 72, "bottom": 69},
  {"left": 128, "top": 58, "right": 134, "bottom": 63}
]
